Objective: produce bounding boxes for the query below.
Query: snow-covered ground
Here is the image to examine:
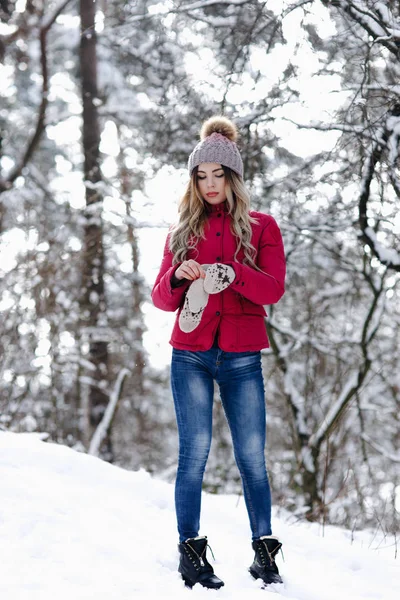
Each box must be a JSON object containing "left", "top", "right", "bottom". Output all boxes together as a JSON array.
[{"left": 1, "top": 431, "right": 398, "bottom": 600}]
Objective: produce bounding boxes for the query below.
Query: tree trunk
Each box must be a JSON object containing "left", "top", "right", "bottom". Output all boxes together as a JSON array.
[
  {"left": 300, "top": 445, "right": 325, "bottom": 522},
  {"left": 121, "top": 165, "right": 146, "bottom": 397},
  {"left": 79, "top": 0, "right": 111, "bottom": 458}
]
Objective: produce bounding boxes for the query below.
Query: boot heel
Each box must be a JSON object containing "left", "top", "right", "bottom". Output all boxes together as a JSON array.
[
  {"left": 249, "top": 567, "right": 260, "bottom": 580},
  {"left": 181, "top": 574, "right": 194, "bottom": 588}
]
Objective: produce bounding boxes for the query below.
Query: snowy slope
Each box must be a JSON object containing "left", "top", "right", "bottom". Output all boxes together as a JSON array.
[{"left": 0, "top": 432, "right": 398, "bottom": 600}]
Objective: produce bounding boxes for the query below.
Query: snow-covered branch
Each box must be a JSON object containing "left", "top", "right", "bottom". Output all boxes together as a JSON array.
[
  {"left": 309, "top": 282, "right": 385, "bottom": 450},
  {"left": 175, "top": 0, "right": 250, "bottom": 12},
  {"left": 358, "top": 115, "right": 400, "bottom": 271},
  {"left": 268, "top": 317, "right": 348, "bottom": 357},
  {"left": 0, "top": 0, "right": 75, "bottom": 194},
  {"left": 88, "top": 368, "right": 130, "bottom": 457},
  {"left": 361, "top": 433, "right": 400, "bottom": 462},
  {"left": 364, "top": 287, "right": 386, "bottom": 344},
  {"left": 323, "top": 0, "right": 400, "bottom": 55},
  {"left": 308, "top": 370, "right": 360, "bottom": 449},
  {"left": 363, "top": 228, "right": 400, "bottom": 268},
  {"left": 280, "top": 116, "right": 373, "bottom": 140},
  {"left": 41, "top": 0, "right": 74, "bottom": 32},
  {"left": 283, "top": 369, "right": 310, "bottom": 437}
]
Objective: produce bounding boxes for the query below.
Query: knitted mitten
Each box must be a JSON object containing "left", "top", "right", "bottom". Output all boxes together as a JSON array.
[
  {"left": 204, "top": 263, "right": 235, "bottom": 294},
  {"left": 178, "top": 264, "right": 235, "bottom": 333},
  {"left": 179, "top": 277, "right": 210, "bottom": 333}
]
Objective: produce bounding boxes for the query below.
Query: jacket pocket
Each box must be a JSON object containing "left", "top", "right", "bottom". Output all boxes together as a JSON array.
[{"left": 239, "top": 296, "right": 267, "bottom": 316}]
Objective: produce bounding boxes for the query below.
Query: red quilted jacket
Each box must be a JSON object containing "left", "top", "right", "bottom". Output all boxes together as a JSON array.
[{"left": 151, "top": 202, "right": 286, "bottom": 352}]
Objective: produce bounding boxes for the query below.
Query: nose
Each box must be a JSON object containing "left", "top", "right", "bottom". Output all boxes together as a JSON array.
[{"left": 207, "top": 176, "right": 215, "bottom": 188}]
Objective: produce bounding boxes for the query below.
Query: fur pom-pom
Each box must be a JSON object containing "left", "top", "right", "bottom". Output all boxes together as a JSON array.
[{"left": 200, "top": 116, "right": 238, "bottom": 142}]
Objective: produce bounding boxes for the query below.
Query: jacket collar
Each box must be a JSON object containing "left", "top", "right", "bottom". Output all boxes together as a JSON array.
[{"left": 204, "top": 200, "right": 229, "bottom": 214}]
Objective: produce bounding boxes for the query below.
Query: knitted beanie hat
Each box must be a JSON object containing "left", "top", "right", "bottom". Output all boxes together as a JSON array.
[{"left": 188, "top": 116, "right": 243, "bottom": 178}]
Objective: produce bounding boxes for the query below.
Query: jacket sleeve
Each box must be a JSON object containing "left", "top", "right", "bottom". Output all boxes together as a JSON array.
[
  {"left": 227, "top": 216, "right": 286, "bottom": 306},
  {"left": 151, "top": 234, "right": 190, "bottom": 312}
]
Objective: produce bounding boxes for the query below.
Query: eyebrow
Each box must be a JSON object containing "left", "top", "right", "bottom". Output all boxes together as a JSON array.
[{"left": 197, "top": 167, "right": 224, "bottom": 174}]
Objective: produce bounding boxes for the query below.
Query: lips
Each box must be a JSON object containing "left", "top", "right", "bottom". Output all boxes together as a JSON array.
[{"left": 206, "top": 192, "right": 218, "bottom": 197}]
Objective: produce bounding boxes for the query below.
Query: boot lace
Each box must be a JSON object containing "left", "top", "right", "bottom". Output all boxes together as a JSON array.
[
  {"left": 257, "top": 539, "right": 282, "bottom": 568},
  {"left": 184, "top": 539, "right": 215, "bottom": 571}
]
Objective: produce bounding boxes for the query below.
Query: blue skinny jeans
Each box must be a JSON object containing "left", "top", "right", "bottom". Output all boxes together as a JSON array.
[{"left": 170, "top": 345, "right": 273, "bottom": 543}]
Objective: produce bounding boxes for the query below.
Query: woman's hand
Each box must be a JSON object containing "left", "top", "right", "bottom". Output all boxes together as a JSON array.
[{"left": 174, "top": 260, "right": 206, "bottom": 281}]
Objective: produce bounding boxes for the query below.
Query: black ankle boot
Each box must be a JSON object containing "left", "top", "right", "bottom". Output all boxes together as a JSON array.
[
  {"left": 178, "top": 536, "right": 224, "bottom": 589},
  {"left": 249, "top": 535, "right": 283, "bottom": 585}
]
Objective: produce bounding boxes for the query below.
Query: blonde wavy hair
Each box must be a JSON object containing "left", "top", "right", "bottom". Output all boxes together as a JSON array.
[{"left": 169, "top": 166, "right": 260, "bottom": 269}]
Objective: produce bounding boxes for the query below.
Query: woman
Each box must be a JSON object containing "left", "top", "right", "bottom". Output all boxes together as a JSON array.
[{"left": 151, "top": 116, "right": 286, "bottom": 590}]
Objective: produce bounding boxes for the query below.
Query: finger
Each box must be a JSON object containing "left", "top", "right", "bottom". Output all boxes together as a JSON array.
[
  {"left": 178, "top": 266, "right": 195, "bottom": 280},
  {"left": 192, "top": 262, "right": 207, "bottom": 279},
  {"left": 186, "top": 261, "right": 202, "bottom": 280},
  {"left": 187, "top": 269, "right": 199, "bottom": 280},
  {"left": 174, "top": 266, "right": 186, "bottom": 280}
]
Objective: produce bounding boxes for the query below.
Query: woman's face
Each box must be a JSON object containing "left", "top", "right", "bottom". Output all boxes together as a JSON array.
[{"left": 196, "top": 163, "right": 227, "bottom": 205}]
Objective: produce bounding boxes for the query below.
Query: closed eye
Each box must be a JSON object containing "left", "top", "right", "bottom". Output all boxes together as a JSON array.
[{"left": 197, "top": 173, "right": 224, "bottom": 180}]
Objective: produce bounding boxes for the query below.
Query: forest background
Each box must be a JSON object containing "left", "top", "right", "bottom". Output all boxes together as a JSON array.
[{"left": 1, "top": 0, "right": 399, "bottom": 537}]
